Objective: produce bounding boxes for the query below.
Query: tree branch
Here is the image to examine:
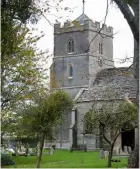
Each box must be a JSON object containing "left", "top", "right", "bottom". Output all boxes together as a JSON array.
[
  {"left": 112, "top": 130, "right": 121, "bottom": 146},
  {"left": 101, "top": 123, "right": 111, "bottom": 145},
  {"left": 85, "top": 0, "right": 109, "bottom": 52},
  {"left": 113, "top": 0, "right": 139, "bottom": 44}
]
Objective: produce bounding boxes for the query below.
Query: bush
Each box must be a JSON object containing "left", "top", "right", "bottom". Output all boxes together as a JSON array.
[{"left": 1, "top": 154, "right": 15, "bottom": 166}]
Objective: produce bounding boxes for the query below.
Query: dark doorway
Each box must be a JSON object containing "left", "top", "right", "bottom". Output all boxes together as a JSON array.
[
  {"left": 72, "top": 109, "right": 77, "bottom": 148},
  {"left": 121, "top": 129, "right": 135, "bottom": 151}
]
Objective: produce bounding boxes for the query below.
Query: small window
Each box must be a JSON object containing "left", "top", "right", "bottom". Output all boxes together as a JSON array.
[
  {"left": 68, "top": 64, "right": 73, "bottom": 78},
  {"left": 68, "top": 38, "right": 74, "bottom": 53},
  {"left": 69, "top": 65, "right": 73, "bottom": 77},
  {"left": 99, "top": 42, "right": 103, "bottom": 55}
]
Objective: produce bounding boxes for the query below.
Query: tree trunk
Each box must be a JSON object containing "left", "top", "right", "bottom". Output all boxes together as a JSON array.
[
  {"left": 128, "top": 39, "right": 139, "bottom": 168},
  {"left": 128, "top": 135, "right": 139, "bottom": 168},
  {"left": 113, "top": 0, "right": 139, "bottom": 44},
  {"left": 36, "top": 133, "right": 46, "bottom": 168},
  {"left": 107, "top": 145, "right": 113, "bottom": 168},
  {"left": 113, "top": 0, "right": 139, "bottom": 168}
]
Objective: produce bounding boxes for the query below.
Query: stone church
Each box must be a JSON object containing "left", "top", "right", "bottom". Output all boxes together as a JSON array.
[{"left": 45, "top": 13, "right": 136, "bottom": 152}]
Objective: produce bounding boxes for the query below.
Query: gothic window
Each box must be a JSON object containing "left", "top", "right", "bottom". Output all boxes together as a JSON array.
[
  {"left": 68, "top": 38, "right": 74, "bottom": 53},
  {"left": 99, "top": 42, "right": 103, "bottom": 55},
  {"left": 69, "top": 64, "right": 73, "bottom": 78}
]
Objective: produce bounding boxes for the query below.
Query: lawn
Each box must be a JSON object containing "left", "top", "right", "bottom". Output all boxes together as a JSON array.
[{"left": 3, "top": 150, "right": 128, "bottom": 168}]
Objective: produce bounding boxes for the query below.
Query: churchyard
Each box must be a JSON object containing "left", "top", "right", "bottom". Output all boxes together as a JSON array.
[
  {"left": 1, "top": 0, "right": 138, "bottom": 167},
  {"left": 2, "top": 149, "right": 128, "bottom": 168}
]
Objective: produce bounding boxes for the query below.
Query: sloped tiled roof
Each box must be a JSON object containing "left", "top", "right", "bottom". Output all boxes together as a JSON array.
[
  {"left": 74, "top": 14, "right": 91, "bottom": 24},
  {"left": 76, "top": 67, "right": 136, "bottom": 102}
]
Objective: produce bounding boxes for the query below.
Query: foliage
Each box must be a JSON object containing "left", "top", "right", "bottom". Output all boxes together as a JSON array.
[
  {"left": 1, "top": 0, "right": 71, "bottom": 24},
  {"left": 85, "top": 101, "right": 137, "bottom": 133},
  {"left": 1, "top": 0, "right": 49, "bottom": 144},
  {"left": 84, "top": 101, "right": 137, "bottom": 167},
  {"left": 1, "top": 154, "right": 15, "bottom": 166},
  {"left": 1, "top": 0, "right": 39, "bottom": 24},
  {"left": 1, "top": 21, "right": 46, "bottom": 107},
  {"left": 1, "top": 23, "right": 49, "bottom": 140},
  {"left": 13, "top": 90, "right": 73, "bottom": 168},
  {"left": 1, "top": 0, "right": 73, "bottom": 112},
  {"left": 17, "top": 90, "right": 73, "bottom": 136},
  {"left": 1, "top": 1, "right": 72, "bottom": 160}
]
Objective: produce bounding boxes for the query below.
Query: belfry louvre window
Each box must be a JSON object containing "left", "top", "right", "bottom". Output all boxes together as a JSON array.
[
  {"left": 68, "top": 38, "right": 74, "bottom": 53},
  {"left": 99, "top": 42, "right": 103, "bottom": 55}
]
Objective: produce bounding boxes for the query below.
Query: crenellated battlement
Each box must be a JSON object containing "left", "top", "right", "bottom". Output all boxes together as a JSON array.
[{"left": 54, "top": 19, "right": 113, "bottom": 36}]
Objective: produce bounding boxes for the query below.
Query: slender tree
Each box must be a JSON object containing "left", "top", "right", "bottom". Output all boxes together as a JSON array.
[
  {"left": 84, "top": 101, "right": 137, "bottom": 167},
  {"left": 17, "top": 90, "right": 73, "bottom": 168}
]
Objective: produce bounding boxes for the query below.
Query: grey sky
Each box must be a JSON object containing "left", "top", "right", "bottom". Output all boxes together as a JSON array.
[{"left": 33, "top": 0, "right": 134, "bottom": 68}]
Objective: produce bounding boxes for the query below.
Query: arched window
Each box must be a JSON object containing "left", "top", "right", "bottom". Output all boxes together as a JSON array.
[
  {"left": 69, "top": 64, "right": 73, "bottom": 77},
  {"left": 68, "top": 38, "right": 74, "bottom": 53},
  {"left": 99, "top": 42, "right": 103, "bottom": 55}
]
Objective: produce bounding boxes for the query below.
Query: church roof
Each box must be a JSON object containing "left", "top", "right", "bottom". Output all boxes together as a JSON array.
[
  {"left": 74, "top": 13, "right": 91, "bottom": 24},
  {"left": 76, "top": 67, "right": 136, "bottom": 102}
]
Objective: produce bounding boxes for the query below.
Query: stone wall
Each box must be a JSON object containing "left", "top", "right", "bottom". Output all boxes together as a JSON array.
[
  {"left": 44, "top": 140, "right": 70, "bottom": 149},
  {"left": 54, "top": 31, "right": 89, "bottom": 56},
  {"left": 76, "top": 100, "right": 124, "bottom": 150},
  {"left": 52, "top": 54, "right": 89, "bottom": 92}
]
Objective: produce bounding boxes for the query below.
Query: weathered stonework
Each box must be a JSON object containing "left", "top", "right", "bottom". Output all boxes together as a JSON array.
[{"left": 48, "top": 13, "right": 136, "bottom": 151}]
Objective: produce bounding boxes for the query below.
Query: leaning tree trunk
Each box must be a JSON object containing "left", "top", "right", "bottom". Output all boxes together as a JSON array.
[
  {"left": 107, "top": 145, "right": 113, "bottom": 168},
  {"left": 128, "top": 39, "right": 139, "bottom": 168},
  {"left": 128, "top": 135, "right": 139, "bottom": 168},
  {"left": 36, "top": 133, "right": 46, "bottom": 168},
  {"left": 112, "top": 0, "right": 139, "bottom": 167},
  {"left": 128, "top": 1, "right": 139, "bottom": 166}
]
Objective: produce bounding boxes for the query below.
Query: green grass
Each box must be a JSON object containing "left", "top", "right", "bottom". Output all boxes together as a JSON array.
[{"left": 3, "top": 150, "right": 128, "bottom": 168}]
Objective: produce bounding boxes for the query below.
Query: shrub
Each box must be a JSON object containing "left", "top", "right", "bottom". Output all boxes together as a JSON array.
[{"left": 1, "top": 154, "right": 15, "bottom": 166}]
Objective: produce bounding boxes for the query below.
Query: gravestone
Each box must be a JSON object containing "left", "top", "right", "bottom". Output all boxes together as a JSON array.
[
  {"left": 49, "top": 145, "right": 55, "bottom": 155},
  {"left": 104, "top": 151, "right": 109, "bottom": 158},
  {"left": 99, "top": 149, "right": 105, "bottom": 158},
  {"left": 25, "top": 143, "right": 29, "bottom": 156},
  {"left": 124, "top": 146, "right": 128, "bottom": 154},
  {"left": 14, "top": 146, "right": 18, "bottom": 156},
  {"left": 29, "top": 148, "right": 33, "bottom": 154},
  {"left": 21, "top": 146, "right": 25, "bottom": 152},
  {"left": 118, "top": 147, "right": 121, "bottom": 154},
  {"left": 115, "top": 148, "right": 120, "bottom": 155},
  {"left": 113, "top": 149, "right": 117, "bottom": 155},
  {"left": 128, "top": 146, "right": 132, "bottom": 154},
  {"left": 19, "top": 142, "right": 22, "bottom": 152}
]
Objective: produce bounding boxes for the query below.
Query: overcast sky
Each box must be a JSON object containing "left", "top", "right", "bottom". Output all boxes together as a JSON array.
[{"left": 32, "top": 0, "right": 134, "bottom": 69}]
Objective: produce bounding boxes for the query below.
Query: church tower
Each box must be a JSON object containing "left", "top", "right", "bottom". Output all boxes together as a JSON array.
[
  {"left": 52, "top": 14, "right": 114, "bottom": 98},
  {"left": 50, "top": 11, "right": 114, "bottom": 148}
]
